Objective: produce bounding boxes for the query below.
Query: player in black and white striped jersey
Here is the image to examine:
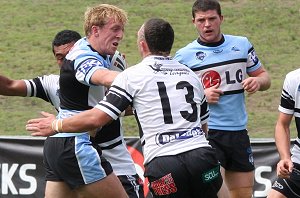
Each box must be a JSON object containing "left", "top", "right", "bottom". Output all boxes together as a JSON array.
[
  {"left": 0, "top": 29, "right": 144, "bottom": 198},
  {"left": 267, "top": 68, "right": 300, "bottom": 198}
]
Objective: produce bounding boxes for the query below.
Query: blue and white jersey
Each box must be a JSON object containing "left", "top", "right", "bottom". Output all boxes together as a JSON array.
[
  {"left": 174, "top": 34, "right": 262, "bottom": 131},
  {"left": 96, "top": 56, "right": 211, "bottom": 164},
  {"left": 55, "top": 37, "right": 111, "bottom": 137},
  {"left": 279, "top": 68, "right": 300, "bottom": 164},
  {"left": 24, "top": 74, "right": 60, "bottom": 111}
]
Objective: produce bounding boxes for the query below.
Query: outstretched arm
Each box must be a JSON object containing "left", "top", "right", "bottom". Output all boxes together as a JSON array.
[
  {"left": 26, "top": 108, "right": 113, "bottom": 137},
  {"left": 0, "top": 74, "right": 27, "bottom": 96}
]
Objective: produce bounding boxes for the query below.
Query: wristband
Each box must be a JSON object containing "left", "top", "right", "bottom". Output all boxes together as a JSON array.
[{"left": 51, "top": 119, "right": 63, "bottom": 133}]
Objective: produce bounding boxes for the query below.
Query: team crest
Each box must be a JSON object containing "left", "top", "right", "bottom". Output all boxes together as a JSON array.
[{"left": 195, "top": 51, "right": 206, "bottom": 61}]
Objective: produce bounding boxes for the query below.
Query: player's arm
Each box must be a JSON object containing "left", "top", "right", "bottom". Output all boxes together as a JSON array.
[
  {"left": 275, "top": 112, "right": 293, "bottom": 178},
  {"left": 242, "top": 66, "right": 271, "bottom": 94},
  {"left": 26, "top": 108, "right": 113, "bottom": 137},
  {"left": 90, "top": 69, "right": 120, "bottom": 87},
  {"left": 0, "top": 74, "right": 27, "bottom": 96}
]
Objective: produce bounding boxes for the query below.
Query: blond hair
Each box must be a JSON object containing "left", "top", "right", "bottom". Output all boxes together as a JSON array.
[{"left": 84, "top": 4, "right": 128, "bottom": 36}]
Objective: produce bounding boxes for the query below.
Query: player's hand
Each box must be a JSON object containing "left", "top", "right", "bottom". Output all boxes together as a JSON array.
[
  {"left": 204, "top": 83, "right": 223, "bottom": 104},
  {"left": 26, "top": 111, "right": 56, "bottom": 137},
  {"left": 276, "top": 159, "right": 293, "bottom": 179},
  {"left": 242, "top": 77, "right": 261, "bottom": 94}
]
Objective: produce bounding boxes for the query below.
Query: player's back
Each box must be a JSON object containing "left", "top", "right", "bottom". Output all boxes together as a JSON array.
[{"left": 124, "top": 56, "right": 210, "bottom": 164}]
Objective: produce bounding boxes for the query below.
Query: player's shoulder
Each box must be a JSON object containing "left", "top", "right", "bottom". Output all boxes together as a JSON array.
[
  {"left": 285, "top": 68, "right": 300, "bottom": 81},
  {"left": 224, "top": 34, "right": 249, "bottom": 43}
]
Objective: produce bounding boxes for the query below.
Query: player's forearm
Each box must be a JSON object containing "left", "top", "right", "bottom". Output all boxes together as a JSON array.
[
  {"left": 257, "top": 71, "right": 271, "bottom": 91},
  {"left": 56, "top": 108, "right": 112, "bottom": 133},
  {"left": 91, "top": 69, "right": 120, "bottom": 88},
  {"left": 0, "top": 75, "right": 27, "bottom": 96},
  {"left": 275, "top": 123, "right": 291, "bottom": 160}
]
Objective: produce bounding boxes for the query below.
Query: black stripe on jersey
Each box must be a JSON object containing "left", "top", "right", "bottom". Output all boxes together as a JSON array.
[
  {"left": 295, "top": 139, "right": 300, "bottom": 148},
  {"left": 134, "top": 111, "right": 145, "bottom": 146},
  {"left": 281, "top": 89, "right": 295, "bottom": 110},
  {"left": 104, "top": 85, "right": 133, "bottom": 112},
  {"left": 248, "top": 46, "right": 254, "bottom": 54},
  {"left": 32, "top": 78, "right": 51, "bottom": 103},
  {"left": 94, "top": 119, "right": 122, "bottom": 144},
  {"left": 191, "top": 58, "right": 247, "bottom": 71},
  {"left": 296, "top": 117, "right": 300, "bottom": 139},
  {"left": 110, "top": 85, "right": 134, "bottom": 100},
  {"left": 115, "top": 57, "right": 126, "bottom": 71},
  {"left": 100, "top": 140, "right": 122, "bottom": 150},
  {"left": 200, "top": 99, "right": 209, "bottom": 121},
  {"left": 223, "top": 89, "right": 244, "bottom": 95}
]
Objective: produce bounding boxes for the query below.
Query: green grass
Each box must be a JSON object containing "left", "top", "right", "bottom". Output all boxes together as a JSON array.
[{"left": 0, "top": 0, "right": 299, "bottom": 138}]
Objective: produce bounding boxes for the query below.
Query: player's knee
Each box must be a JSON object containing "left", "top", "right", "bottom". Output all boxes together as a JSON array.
[{"left": 229, "top": 187, "right": 253, "bottom": 198}]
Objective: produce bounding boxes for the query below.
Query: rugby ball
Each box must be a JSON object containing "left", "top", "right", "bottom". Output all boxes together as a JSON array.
[{"left": 109, "top": 51, "right": 127, "bottom": 72}]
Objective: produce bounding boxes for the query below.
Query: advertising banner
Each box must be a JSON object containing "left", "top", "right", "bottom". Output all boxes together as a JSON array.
[{"left": 0, "top": 136, "right": 289, "bottom": 198}]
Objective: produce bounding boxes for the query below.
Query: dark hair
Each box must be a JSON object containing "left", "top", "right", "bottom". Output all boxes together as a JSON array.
[
  {"left": 192, "top": 0, "right": 221, "bottom": 18},
  {"left": 52, "top": 30, "right": 81, "bottom": 53},
  {"left": 144, "top": 18, "right": 174, "bottom": 55}
]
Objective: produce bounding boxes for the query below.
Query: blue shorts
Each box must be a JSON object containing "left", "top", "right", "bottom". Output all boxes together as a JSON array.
[
  {"left": 207, "top": 129, "right": 255, "bottom": 172},
  {"left": 43, "top": 134, "right": 113, "bottom": 189}
]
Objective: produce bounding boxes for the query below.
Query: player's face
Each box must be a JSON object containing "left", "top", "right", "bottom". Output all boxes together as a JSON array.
[
  {"left": 193, "top": 9, "right": 223, "bottom": 43},
  {"left": 53, "top": 41, "right": 76, "bottom": 67},
  {"left": 95, "top": 18, "right": 125, "bottom": 56}
]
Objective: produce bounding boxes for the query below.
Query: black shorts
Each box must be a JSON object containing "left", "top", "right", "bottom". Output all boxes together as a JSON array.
[
  {"left": 43, "top": 134, "right": 113, "bottom": 189},
  {"left": 144, "top": 147, "right": 222, "bottom": 198},
  {"left": 118, "top": 174, "right": 144, "bottom": 198},
  {"left": 271, "top": 163, "right": 300, "bottom": 197},
  {"left": 207, "top": 129, "right": 255, "bottom": 172}
]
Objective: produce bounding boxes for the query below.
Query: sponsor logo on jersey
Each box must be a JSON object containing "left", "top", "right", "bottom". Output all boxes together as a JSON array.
[
  {"left": 250, "top": 50, "right": 259, "bottom": 65},
  {"left": 78, "top": 59, "right": 103, "bottom": 74},
  {"left": 195, "top": 51, "right": 206, "bottom": 61},
  {"left": 156, "top": 127, "right": 204, "bottom": 145},
  {"left": 148, "top": 63, "right": 190, "bottom": 76},
  {"left": 201, "top": 70, "right": 221, "bottom": 88},
  {"left": 213, "top": 49, "right": 223, "bottom": 53},
  {"left": 231, "top": 46, "right": 240, "bottom": 51}
]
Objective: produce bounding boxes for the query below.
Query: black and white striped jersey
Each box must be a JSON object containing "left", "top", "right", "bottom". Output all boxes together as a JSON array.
[
  {"left": 24, "top": 74, "right": 60, "bottom": 111},
  {"left": 96, "top": 55, "right": 211, "bottom": 164},
  {"left": 279, "top": 68, "right": 300, "bottom": 164}
]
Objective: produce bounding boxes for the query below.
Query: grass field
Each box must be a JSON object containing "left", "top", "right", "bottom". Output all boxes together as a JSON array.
[{"left": 0, "top": 0, "right": 299, "bottom": 138}]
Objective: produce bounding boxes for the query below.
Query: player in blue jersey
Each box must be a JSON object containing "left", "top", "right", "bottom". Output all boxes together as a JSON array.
[
  {"left": 26, "top": 18, "right": 230, "bottom": 198},
  {"left": 267, "top": 69, "right": 300, "bottom": 198},
  {"left": 174, "top": 0, "right": 271, "bottom": 198},
  {"left": 41, "top": 4, "right": 129, "bottom": 198},
  {"left": 0, "top": 29, "right": 144, "bottom": 198}
]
